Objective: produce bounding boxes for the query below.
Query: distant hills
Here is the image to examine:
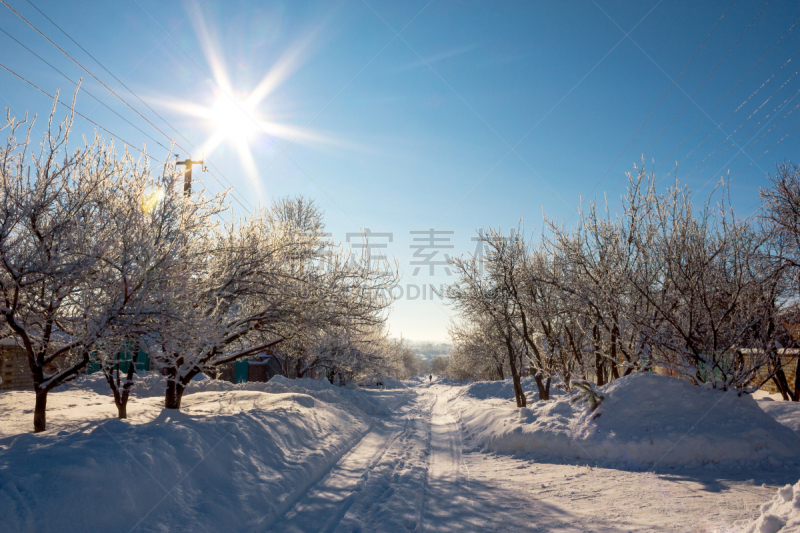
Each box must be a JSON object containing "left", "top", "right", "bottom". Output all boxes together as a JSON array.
[{"left": 401, "top": 340, "right": 452, "bottom": 362}]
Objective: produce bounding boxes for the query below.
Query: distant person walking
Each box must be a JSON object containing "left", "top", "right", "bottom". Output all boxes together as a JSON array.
[{"left": 429, "top": 375, "right": 432, "bottom": 382}]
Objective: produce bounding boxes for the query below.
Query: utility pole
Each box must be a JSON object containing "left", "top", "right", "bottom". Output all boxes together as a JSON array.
[{"left": 174, "top": 155, "right": 205, "bottom": 195}]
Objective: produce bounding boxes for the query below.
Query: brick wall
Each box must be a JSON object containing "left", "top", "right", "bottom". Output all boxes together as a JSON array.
[
  {"left": 756, "top": 355, "right": 798, "bottom": 395},
  {"left": 0, "top": 341, "right": 85, "bottom": 392},
  {"left": 0, "top": 344, "right": 34, "bottom": 391}
]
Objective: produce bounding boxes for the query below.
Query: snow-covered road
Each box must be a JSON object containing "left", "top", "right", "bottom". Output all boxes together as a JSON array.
[
  {"left": 2, "top": 375, "right": 796, "bottom": 532},
  {"left": 264, "top": 380, "right": 793, "bottom": 533}
]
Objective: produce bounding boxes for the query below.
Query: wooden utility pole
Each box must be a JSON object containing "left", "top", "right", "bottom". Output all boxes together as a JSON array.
[{"left": 174, "top": 155, "right": 205, "bottom": 195}]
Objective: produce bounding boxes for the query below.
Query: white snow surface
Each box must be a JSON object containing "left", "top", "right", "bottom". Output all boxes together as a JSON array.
[
  {"left": 0, "top": 376, "right": 410, "bottom": 532},
  {"left": 2, "top": 371, "right": 799, "bottom": 532},
  {"left": 451, "top": 372, "right": 800, "bottom": 469},
  {"left": 733, "top": 480, "right": 800, "bottom": 533},
  {"left": 60, "top": 371, "right": 404, "bottom": 416}
]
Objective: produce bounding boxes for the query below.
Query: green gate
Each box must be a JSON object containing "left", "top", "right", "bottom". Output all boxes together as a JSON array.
[
  {"left": 234, "top": 360, "right": 249, "bottom": 383},
  {"left": 87, "top": 342, "right": 149, "bottom": 375}
]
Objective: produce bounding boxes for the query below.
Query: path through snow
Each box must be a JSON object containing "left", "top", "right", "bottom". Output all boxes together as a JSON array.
[
  {"left": 2, "top": 376, "right": 795, "bottom": 532},
  {"left": 265, "top": 380, "right": 794, "bottom": 532}
]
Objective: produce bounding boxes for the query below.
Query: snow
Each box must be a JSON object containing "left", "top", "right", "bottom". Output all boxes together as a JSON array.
[
  {"left": 1, "top": 372, "right": 799, "bottom": 532},
  {"left": 756, "top": 398, "right": 800, "bottom": 433},
  {"left": 453, "top": 375, "right": 566, "bottom": 402},
  {"left": 59, "top": 371, "right": 405, "bottom": 416},
  {"left": 733, "top": 481, "right": 800, "bottom": 533},
  {"left": 450, "top": 372, "right": 800, "bottom": 470},
  {"left": 0, "top": 377, "right": 410, "bottom": 532}
]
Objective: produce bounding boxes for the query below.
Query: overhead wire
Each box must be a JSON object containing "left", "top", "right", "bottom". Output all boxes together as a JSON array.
[
  {"left": 22, "top": 0, "right": 253, "bottom": 211},
  {"left": 1, "top": 0, "right": 254, "bottom": 212},
  {"left": 0, "top": 25, "right": 173, "bottom": 153},
  {"left": 729, "top": 118, "right": 800, "bottom": 181},
  {"left": 655, "top": 12, "right": 799, "bottom": 176},
  {"left": 603, "top": 0, "right": 774, "bottom": 197},
  {"left": 0, "top": 61, "right": 159, "bottom": 162},
  {"left": 699, "top": 94, "right": 800, "bottom": 189},
  {"left": 689, "top": 83, "right": 800, "bottom": 183},
  {"left": 573, "top": 0, "right": 738, "bottom": 211},
  {"left": 664, "top": 46, "right": 800, "bottom": 179}
]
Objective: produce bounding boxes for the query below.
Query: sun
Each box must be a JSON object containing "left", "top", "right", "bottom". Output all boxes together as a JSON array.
[
  {"left": 154, "top": 10, "right": 343, "bottom": 200},
  {"left": 210, "top": 95, "right": 258, "bottom": 139}
]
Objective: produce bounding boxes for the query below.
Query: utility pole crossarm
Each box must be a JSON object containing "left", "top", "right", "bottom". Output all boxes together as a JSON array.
[{"left": 174, "top": 155, "right": 205, "bottom": 195}]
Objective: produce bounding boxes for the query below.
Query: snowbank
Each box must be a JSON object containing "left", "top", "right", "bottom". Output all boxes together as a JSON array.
[
  {"left": 60, "top": 372, "right": 407, "bottom": 416},
  {"left": 757, "top": 398, "right": 800, "bottom": 433},
  {"left": 454, "top": 376, "right": 566, "bottom": 402},
  {"left": 452, "top": 373, "right": 800, "bottom": 470},
  {"left": 0, "top": 376, "right": 409, "bottom": 532},
  {"left": 732, "top": 480, "right": 800, "bottom": 533}
]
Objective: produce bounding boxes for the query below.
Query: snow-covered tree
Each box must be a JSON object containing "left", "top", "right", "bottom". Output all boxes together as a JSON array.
[
  {"left": 89, "top": 159, "right": 224, "bottom": 418},
  {"left": 0, "top": 103, "right": 145, "bottom": 430},
  {"left": 760, "top": 163, "right": 800, "bottom": 401},
  {"left": 151, "top": 198, "right": 396, "bottom": 409},
  {"left": 449, "top": 246, "right": 529, "bottom": 407},
  {"left": 447, "top": 164, "right": 792, "bottom": 400},
  {"left": 447, "top": 318, "right": 509, "bottom": 380}
]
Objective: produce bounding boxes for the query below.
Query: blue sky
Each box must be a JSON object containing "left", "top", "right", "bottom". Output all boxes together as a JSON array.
[{"left": 1, "top": 0, "right": 799, "bottom": 342}]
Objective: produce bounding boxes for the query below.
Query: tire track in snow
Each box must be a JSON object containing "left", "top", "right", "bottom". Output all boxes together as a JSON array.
[
  {"left": 264, "top": 394, "right": 421, "bottom": 533},
  {"left": 420, "top": 386, "right": 468, "bottom": 532}
]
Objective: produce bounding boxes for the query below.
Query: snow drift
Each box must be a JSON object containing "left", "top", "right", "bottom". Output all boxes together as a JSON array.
[
  {"left": 454, "top": 375, "right": 565, "bottom": 402},
  {"left": 61, "top": 372, "right": 406, "bottom": 416},
  {"left": 732, "top": 480, "right": 800, "bottom": 533},
  {"left": 452, "top": 373, "right": 800, "bottom": 470},
  {"left": 0, "top": 378, "right": 407, "bottom": 532}
]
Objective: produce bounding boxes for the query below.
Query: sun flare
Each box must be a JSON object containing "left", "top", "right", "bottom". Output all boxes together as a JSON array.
[
  {"left": 210, "top": 96, "right": 258, "bottom": 139},
  {"left": 153, "top": 10, "right": 348, "bottom": 200}
]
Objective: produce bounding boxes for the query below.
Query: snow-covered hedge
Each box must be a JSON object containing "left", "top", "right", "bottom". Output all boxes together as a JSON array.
[{"left": 451, "top": 373, "right": 800, "bottom": 470}]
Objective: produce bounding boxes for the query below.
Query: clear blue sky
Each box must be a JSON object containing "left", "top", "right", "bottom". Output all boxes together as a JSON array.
[{"left": 1, "top": 0, "right": 799, "bottom": 342}]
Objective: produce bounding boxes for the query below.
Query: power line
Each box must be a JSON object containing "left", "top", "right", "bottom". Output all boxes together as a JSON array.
[
  {"left": 655, "top": 8, "right": 796, "bottom": 176},
  {"left": 602, "top": 0, "right": 775, "bottom": 200},
  {"left": 637, "top": 0, "right": 772, "bottom": 164},
  {"left": 0, "top": 62, "right": 258, "bottom": 214},
  {"left": 20, "top": 0, "right": 252, "bottom": 211},
  {"left": 0, "top": 0, "right": 253, "bottom": 212},
  {"left": 130, "top": 0, "right": 362, "bottom": 228},
  {"left": 0, "top": 25, "right": 173, "bottom": 153},
  {"left": 688, "top": 83, "right": 800, "bottom": 183},
  {"left": 0, "top": 61, "right": 158, "bottom": 162},
  {"left": 662, "top": 44, "right": 800, "bottom": 179},
  {"left": 0, "top": 1, "right": 184, "bottom": 154},
  {"left": 575, "top": 0, "right": 738, "bottom": 209},
  {"left": 698, "top": 91, "right": 800, "bottom": 191},
  {"left": 728, "top": 118, "right": 800, "bottom": 182}
]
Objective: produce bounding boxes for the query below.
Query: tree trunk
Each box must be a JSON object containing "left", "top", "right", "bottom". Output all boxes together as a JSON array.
[
  {"left": 533, "top": 374, "right": 550, "bottom": 401},
  {"left": 610, "top": 323, "right": 620, "bottom": 381},
  {"left": 113, "top": 388, "right": 129, "bottom": 418},
  {"left": 505, "top": 336, "right": 526, "bottom": 407},
  {"left": 33, "top": 388, "right": 47, "bottom": 433},
  {"left": 165, "top": 380, "right": 185, "bottom": 410},
  {"left": 593, "top": 324, "right": 605, "bottom": 386},
  {"left": 771, "top": 375, "right": 791, "bottom": 401},
  {"left": 794, "top": 355, "right": 800, "bottom": 402},
  {"left": 771, "top": 359, "right": 798, "bottom": 401},
  {"left": 511, "top": 371, "right": 526, "bottom": 407}
]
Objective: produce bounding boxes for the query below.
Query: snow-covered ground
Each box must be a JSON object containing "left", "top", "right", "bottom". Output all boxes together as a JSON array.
[{"left": 1, "top": 373, "right": 799, "bottom": 532}]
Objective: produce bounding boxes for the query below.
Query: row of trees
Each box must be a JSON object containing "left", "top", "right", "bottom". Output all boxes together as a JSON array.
[
  {"left": 447, "top": 163, "right": 800, "bottom": 407},
  {"left": 0, "top": 106, "right": 399, "bottom": 432}
]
